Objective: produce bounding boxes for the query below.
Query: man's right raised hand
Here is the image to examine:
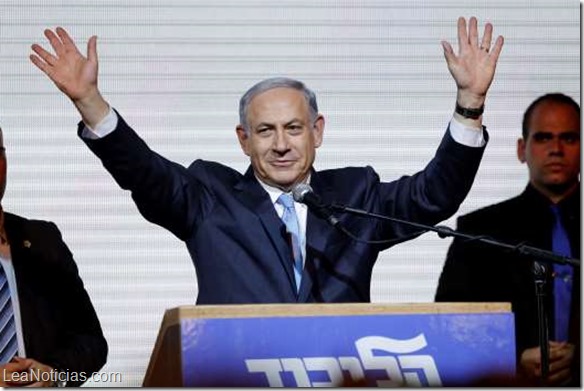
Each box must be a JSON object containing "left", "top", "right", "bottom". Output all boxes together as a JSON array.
[{"left": 30, "top": 27, "right": 109, "bottom": 128}]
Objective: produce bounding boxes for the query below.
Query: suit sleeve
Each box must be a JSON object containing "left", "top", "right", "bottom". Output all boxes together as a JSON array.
[
  {"left": 375, "top": 128, "right": 488, "bottom": 243},
  {"left": 78, "top": 111, "right": 214, "bottom": 240},
  {"left": 42, "top": 222, "right": 108, "bottom": 387}
]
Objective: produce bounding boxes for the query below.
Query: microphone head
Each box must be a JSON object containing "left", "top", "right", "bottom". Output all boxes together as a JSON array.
[{"left": 292, "top": 183, "right": 312, "bottom": 203}]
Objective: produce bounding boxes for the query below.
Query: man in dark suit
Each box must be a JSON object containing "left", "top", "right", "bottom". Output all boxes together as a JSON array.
[
  {"left": 29, "top": 18, "right": 503, "bottom": 304},
  {"left": 0, "top": 128, "right": 107, "bottom": 387},
  {"left": 435, "top": 93, "right": 580, "bottom": 386}
]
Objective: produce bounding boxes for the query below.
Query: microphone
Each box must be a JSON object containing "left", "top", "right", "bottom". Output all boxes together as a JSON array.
[{"left": 291, "top": 184, "right": 340, "bottom": 227}]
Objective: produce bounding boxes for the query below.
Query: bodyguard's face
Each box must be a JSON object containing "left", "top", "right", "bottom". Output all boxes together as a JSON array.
[
  {"left": 236, "top": 88, "right": 324, "bottom": 191},
  {"left": 517, "top": 101, "right": 580, "bottom": 197}
]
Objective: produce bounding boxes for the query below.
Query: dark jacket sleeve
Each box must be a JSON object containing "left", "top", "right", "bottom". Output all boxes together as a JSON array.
[
  {"left": 375, "top": 127, "right": 488, "bottom": 244},
  {"left": 78, "top": 112, "right": 214, "bottom": 241}
]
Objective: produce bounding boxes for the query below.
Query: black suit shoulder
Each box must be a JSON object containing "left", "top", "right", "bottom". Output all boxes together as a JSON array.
[
  {"left": 435, "top": 191, "right": 535, "bottom": 302},
  {"left": 6, "top": 212, "right": 67, "bottom": 250},
  {"left": 5, "top": 213, "right": 85, "bottom": 280},
  {"left": 5, "top": 212, "right": 57, "bottom": 233}
]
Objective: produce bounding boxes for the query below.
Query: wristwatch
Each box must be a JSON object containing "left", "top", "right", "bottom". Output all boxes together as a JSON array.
[{"left": 455, "top": 102, "right": 484, "bottom": 119}]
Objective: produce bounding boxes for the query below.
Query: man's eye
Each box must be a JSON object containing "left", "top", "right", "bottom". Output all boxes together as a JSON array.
[
  {"left": 532, "top": 133, "right": 552, "bottom": 142},
  {"left": 561, "top": 134, "right": 580, "bottom": 144}
]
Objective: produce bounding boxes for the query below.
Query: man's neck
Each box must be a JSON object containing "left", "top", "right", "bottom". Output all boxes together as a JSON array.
[
  {"left": 0, "top": 207, "right": 7, "bottom": 245},
  {"left": 532, "top": 181, "right": 579, "bottom": 204}
]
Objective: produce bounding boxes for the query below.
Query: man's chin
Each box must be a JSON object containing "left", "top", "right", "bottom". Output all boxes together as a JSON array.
[
  {"left": 542, "top": 178, "right": 579, "bottom": 195},
  {"left": 263, "top": 177, "right": 297, "bottom": 191}
]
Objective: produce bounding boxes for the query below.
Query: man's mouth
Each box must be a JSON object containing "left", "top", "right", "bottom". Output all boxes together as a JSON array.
[
  {"left": 271, "top": 160, "right": 295, "bottom": 167},
  {"left": 545, "top": 162, "right": 565, "bottom": 169}
]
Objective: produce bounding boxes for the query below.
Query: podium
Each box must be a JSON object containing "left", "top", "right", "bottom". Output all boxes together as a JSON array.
[{"left": 143, "top": 303, "right": 515, "bottom": 387}]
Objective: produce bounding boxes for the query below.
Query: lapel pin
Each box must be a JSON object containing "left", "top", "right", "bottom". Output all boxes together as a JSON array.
[{"left": 23, "top": 240, "right": 31, "bottom": 248}]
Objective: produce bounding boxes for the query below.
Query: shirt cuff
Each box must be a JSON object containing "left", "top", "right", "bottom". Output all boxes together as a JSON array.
[
  {"left": 80, "top": 107, "right": 118, "bottom": 139},
  {"left": 448, "top": 116, "right": 486, "bottom": 147}
]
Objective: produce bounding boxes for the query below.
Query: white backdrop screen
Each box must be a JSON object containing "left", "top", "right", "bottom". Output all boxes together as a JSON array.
[{"left": 0, "top": 0, "right": 579, "bottom": 386}]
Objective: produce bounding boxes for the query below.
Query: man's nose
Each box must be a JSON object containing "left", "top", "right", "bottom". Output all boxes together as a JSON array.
[
  {"left": 273, "top": 130, "right": 289, "bottom": 152},
  {"left": 549, "top": 136, "right": 564, "bottom": 155}
]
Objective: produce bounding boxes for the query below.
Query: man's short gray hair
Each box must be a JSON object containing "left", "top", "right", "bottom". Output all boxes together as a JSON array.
[{"left": 238, "top": 77, "right": 319, "bottom": 132}]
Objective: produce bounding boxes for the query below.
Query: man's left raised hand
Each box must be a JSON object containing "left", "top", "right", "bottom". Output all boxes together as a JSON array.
[{"left": 442, "top": 16, "right": 504, "bottom": 109}]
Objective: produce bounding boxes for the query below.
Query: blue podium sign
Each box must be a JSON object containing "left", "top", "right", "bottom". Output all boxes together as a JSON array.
[{"left": 176, "top": 307, "right": 515, "bottom": 387}]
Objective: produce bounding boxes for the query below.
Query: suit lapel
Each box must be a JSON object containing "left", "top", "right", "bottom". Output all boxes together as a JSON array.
[
  {"left": 4, "top": 213, "right": 32, "bottom": 273},
  {"left": 3, "top": 213, "right": 35, "bottom": 356},
  {"left": 233, "top": 167, "right": 297, "bottom": 294}
]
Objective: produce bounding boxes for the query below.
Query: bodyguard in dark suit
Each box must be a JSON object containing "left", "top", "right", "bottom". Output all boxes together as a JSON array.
[
  {"left": 29, "top": 18, "right": 504, "bottom": 304},
  {"left": 0, "top": 129, "right": 107, "bottom": 387},
  {"left": 436, "top": 93, "right": 580, "bottom": 386}
]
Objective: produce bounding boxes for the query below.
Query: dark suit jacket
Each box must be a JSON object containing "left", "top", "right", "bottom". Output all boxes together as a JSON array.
[
  {"left": 5, "top": 212, "right": 107, "bottom": 386},
  {"left": 81, "top": 113, "right": 486, "bottom": 304},
  {"left": 435, "top": 185, "right": 580, "bottom": 383}
]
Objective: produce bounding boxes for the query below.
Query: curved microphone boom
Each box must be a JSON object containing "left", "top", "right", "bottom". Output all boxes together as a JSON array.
[{"left": 291, "top": 183, "right": 405, "bottom": 246}]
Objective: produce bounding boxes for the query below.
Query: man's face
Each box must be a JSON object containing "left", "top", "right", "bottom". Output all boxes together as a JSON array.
[
  {"left": 517, "top": 101, "right": 580, "bottom": 196},
  {"left": 236, "top": 87, "right": 324, "bottom": 191}
]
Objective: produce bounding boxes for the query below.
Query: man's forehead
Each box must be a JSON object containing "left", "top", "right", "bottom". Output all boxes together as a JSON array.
[
  {"left": 248, "top": 88, "right": 308, "bottom": 116},
  {"left": 250, "top": 87, "right": 304, "bottom": 103}
]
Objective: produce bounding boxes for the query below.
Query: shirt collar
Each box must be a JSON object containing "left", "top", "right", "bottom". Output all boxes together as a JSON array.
[{"left": 255, "top": 174, "right": 312, "bottom": 205}]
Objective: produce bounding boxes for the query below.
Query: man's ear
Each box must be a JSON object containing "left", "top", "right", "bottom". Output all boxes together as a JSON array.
[
  {"left": 236, "top": 125, "right": 250, "bottom": 156},
  {"left": 312, "top": 115, "right": 325, "bottom": 148},
  {"left": 517, "top": 137, "right": 526, "bottom": 163}
]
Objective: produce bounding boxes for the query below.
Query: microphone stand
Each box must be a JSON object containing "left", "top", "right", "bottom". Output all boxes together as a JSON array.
[
  {"left": 532, "top": 261, "right": 550, "bottom": 382},
  {"left": 329, "top": 203, "right": 580, "bottom": 382}
]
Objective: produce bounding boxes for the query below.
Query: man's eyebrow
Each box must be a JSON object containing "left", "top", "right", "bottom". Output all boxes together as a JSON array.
[
  {"left": 285, "top": 119, "right": 302, "bottom": 126},
  {"left": 254, "top": 119, "right": 303, "bottom": 129},
  {"left": 255, "top": 122, "right": 274, "bottom": 129},
  {"left": 531, "top": 130, "right": 579, "bottom": 134}
]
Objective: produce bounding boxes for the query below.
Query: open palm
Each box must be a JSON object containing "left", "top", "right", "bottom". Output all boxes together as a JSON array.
[
  {"left": 30, "top": 27, "right": 98, "bottom": 102},
  {"left": 442, "top": 17, "right": 504, "bottom": 101}
]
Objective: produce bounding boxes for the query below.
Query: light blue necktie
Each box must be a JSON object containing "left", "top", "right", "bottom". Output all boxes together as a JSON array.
[
  {"left": 0, "top": 262, "right": 17, "bottom": 364},
  {"left": 550, "top": 205, "right": 573, "bottom": 342},
  {"left": 277, "top": 193, "right": 303, "bottom": 292}
]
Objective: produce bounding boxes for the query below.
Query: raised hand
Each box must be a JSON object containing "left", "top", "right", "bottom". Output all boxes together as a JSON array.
[
  {"left": 442, "top": 17, "right": 504, "bottom": 110},
  {"left": 30, "top": 27, "right": 109, "bottom": 128}
]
